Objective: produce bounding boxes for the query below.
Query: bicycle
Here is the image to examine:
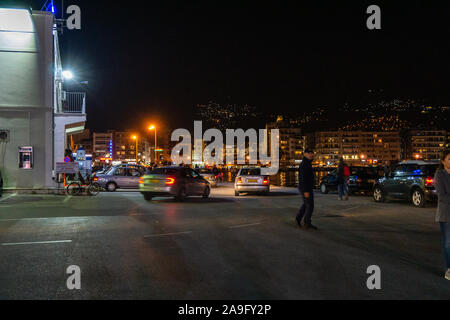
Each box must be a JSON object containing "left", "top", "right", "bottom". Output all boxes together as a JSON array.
[{"left": 66, "top": 172, "right": 102, "bottom": 196}]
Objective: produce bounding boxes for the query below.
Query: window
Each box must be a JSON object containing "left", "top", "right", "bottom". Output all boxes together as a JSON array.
[
  {"left": 113, "top": 168, "right": 127, "bottom": 176},
  {"left": 405, "top": 164, "right": 420, "bottom": 175},
  {"left": 240, "top": 168, "right": 261, "bottom": 175},
  {"left": 392, "top": 165, "right": 406, "bottom": 177}
]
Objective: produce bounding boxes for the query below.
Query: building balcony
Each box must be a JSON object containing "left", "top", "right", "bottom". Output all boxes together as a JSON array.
[{"left": 58, "top": 91, "right": 86, "bottom": 114}]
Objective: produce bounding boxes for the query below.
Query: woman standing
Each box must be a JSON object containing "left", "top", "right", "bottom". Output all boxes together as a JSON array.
[{"left": 434, "top": 149, "right": 450, "bottom": 280}]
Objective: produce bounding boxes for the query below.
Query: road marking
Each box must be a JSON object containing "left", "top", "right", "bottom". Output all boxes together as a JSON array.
[
  {"left": 229, "top": 222, "right": 262, "bottom": 229},
  {"left": 1, "top": 240, "right": 72, "bottom": 246},
  {"left": 0, "top": 193, "right": 17, "bottom": 202},
  {"left": 63, "top": 195, "right": 72, "bottom": 203},
  {"left": 339, "top": 206, "right": 361, "bottom": 213},
  {"left": 144, "top": 231, "right": 192, "bottom": 238},
  {"left": 0, "top": 217, "right": 50, "bottom": 222}
]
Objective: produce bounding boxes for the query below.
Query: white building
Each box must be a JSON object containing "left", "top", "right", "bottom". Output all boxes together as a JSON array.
[{"left": 0, "top": 8, "right": 86, "bottom": 189}]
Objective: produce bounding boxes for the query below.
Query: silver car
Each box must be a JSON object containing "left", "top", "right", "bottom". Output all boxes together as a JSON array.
[
  {"left": 139, "top": 166, "right": 210, "bottom": 201},
  {"left": 234, "top": 167, "right": 269, "bottom": 196},
  {"left": 196, "top": 168, "right": 217, "bottom": 187},
  {"left": 96, "top": 166, "right": 145, "bottom": 191}
]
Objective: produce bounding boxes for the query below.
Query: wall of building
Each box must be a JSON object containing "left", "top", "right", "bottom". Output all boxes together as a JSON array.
[{"left": 0, "top": 9, "right": 54, "bottom": 188}]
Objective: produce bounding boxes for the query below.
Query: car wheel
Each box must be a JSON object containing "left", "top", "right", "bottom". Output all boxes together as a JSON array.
[
  {"left": 176, "top": 187, "right": 186, "bottom": 202},
  {"left": 411, "top": 188, "right": 425, "bottom": 207},
  {"left": 202, "top": 186, "right": 210, "bottom": 198},
  {"left": 143, "top": 192, "right": 152, "bottom": 201},
  {"left": 106, "top": 182, "right": 117, "bottom": 192},
  {"left": 320, "top": 183, "right": 328, "bottom": 194},
  {"left": 235, "top": 190, "right": 239, "bottom": 196},
  {"left": 373, "top": 186, "right": 385, "bottom": 202}
]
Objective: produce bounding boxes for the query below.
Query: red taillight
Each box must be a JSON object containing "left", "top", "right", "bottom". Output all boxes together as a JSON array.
[
  {"left": 263, "top": 178, "right": 269, "bottom": 185},
  {"left": 425, "top": 177, "right": 433, "bottom": 186},
  {"left": 356, "top": 178, "right": 362, "bottom": 183},
  {"left": 165, "top": 177, "right": 175, "bottom": 185},
  {"left": 93, "top": 177, "right": 98, "bottom": 182},
  {"left": 138, "top": 177, "right": 144, "bottom": 184}
]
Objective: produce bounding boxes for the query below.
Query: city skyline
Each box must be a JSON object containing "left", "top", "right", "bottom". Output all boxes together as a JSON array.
[{"left": 24, "top": 0, "right": 449, "bottom": 131}]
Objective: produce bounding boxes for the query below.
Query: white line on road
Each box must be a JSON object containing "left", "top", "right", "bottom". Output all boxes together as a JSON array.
[
  {"left": 339, "top": 206, "right": 361, "bottom": 213},
  {"left": 229, "top": 222, "right": 262, "bottom": 229},
  {"left": 63, "top": 195, "right": 72, "bottom": 203},
  {"left": 144, "top": 231, "right": 193, "bottom": 238},
  {"left": 0, "top": 217, "right": 50, "bottom": 222},
  {"left": 0, "top": 193, "right": 17, "bottom": 202},
  {"left": 1, "top": 240, "right": 72, "bottom": 246}
]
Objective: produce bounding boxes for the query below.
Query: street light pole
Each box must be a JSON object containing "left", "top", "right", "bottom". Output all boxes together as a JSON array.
[
  {"left": 149, "top": 125, "right": 157, "bottom": 164},
  {"left": 132, "top": 135, "right": 138, "bottom": 163},
  {"left": 154, "top": 128, "right": 157, "bottom": 164}
]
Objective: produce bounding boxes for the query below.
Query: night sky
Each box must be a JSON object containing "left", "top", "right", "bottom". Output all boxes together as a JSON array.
[{"left": 26, "top": 0, "right": 450, "bottom": 132}]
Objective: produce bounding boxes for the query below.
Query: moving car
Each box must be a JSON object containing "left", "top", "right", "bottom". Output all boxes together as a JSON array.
[
  {"left": 96, "top": 165, "right": 145, "bottom": 191},
  {"left": 319, "top": 166, "right": 382, "bottom": 195},
  {"left": 234, "top": 167, "right": 269, "bottom": 196},
  {"left": 139, "top": 166, "right": 210, "bottom": 201},
  {"left": 373, "top": 160, "right": 439, "bottom": 207},
  {"left": 196, "top": 168, "right": 217, "bottom": 187}
]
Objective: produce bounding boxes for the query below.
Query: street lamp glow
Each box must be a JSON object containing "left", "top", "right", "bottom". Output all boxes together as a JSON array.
[
  {"left": 132, "top": 135, "right": 137, "bottom": 140},
  {"left": 148, "top": 125, "right": 155, "bottom": 130},
  {"left": 62, "top": 70, "right": 73, "bottom": 79}
]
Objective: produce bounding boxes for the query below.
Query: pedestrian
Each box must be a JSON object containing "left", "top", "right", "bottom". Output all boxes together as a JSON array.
[
  {"left": 337, "top": 157, "right": 348, "bottom": 201},
  {"left": 296, "top": 148, "right": 318, "bottom": 230},
  {"left": 434, "top": 149, "right": 450, "bottom": 280},
  {"left": 344, "top": 161, "right": 350, "bottom": 200}
]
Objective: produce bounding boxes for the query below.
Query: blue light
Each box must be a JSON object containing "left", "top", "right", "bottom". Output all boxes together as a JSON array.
[{"left": 51, "top": 5, "right": 55, "bottom": 13}]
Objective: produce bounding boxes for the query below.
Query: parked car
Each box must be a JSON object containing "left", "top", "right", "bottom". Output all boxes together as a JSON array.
[
  {"left": 373, "top": 160, "right": 439, "bottom": 207},
  {"left": 139, "top": 166, "right": 210, "bottom": 201},
  {"left": 96, "top": 165, "right": 145, "bottom": 191},
  {"left": 196, "top": 168, "right": 217, "bottom": 187},
  {"left": 234, "top": 167, "right": 269, "bottom": 196},
  {"left": 319, "top": 166, "right": 383, "bottom": 195}
]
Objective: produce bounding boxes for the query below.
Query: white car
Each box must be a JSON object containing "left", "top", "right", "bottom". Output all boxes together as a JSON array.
[{"left": 234, "top": 168, "right": 269, "bottom": 196}]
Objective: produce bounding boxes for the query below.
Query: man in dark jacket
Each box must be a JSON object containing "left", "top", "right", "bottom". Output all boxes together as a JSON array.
[{"left": 296, "top": 148, "right": 318, "bottom": 230}]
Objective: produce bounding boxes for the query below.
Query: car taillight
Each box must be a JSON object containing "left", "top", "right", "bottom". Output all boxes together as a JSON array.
[
  {"left": 425, "top": 177, "right": 433, "bottom": 186},
  {"left": 356, "top": 177, "right": 362, "bottom": 183},
  {"left": 165, "top": 177, "right": 175, "bottom": 185},
  {"left": 237, "top": 177, "right": 242, "bottom": 183},
  {"left": 263, "top": 178, "right": 269, "bottom": 185},
  {"left": 93, "top": 177, "right": 98, "bottom": 182},
  {"left": 138, "top": 177, "right": 144, "bottom": 184}
]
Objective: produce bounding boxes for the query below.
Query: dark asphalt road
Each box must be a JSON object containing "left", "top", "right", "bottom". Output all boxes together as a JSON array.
[{"left": 0, "top": 184, "right": 449, "bottom": 299}]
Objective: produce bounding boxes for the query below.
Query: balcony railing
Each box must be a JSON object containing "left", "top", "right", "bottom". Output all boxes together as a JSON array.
[{"left": 61, "top": 91, "right": 86, "bottom": 114}]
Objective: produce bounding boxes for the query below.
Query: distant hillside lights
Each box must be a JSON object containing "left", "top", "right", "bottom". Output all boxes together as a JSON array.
[{"left": 170, "top": 121, "right": 280, "bottom": 175}]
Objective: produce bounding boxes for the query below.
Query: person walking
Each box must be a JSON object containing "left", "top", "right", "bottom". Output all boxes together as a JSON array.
[
  {"left": 296, "top": 148, "right": 318, "bottom": 230},
  {"left": 434, "top": 149, "right": 450, "bottom": 280},
  {"left": 337, "top": 157, "right": 348, "bottom": 201},
  {"left": 343, "top": 161, "right": 350, "bottom": 200}
]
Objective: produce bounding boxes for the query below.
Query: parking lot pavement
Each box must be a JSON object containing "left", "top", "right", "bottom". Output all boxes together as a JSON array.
[{"left": 0, "top": 185, "right": 448, "bottom": 299}]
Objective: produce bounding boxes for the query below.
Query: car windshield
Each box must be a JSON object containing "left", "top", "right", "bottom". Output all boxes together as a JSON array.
[
  {"left": 149, "top": 168, "right": 179, "bottom": 175},
  {"left": 240, "top": 168, "right": 261, "bottom": 175}
]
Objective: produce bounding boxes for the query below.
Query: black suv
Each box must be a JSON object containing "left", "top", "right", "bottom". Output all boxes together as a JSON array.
[
  {"left": 373, "top": 161, "right": 439, "bottom": 207},
  {"left": 319, "top": 166, "right": 383, "bottom": 195}
]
